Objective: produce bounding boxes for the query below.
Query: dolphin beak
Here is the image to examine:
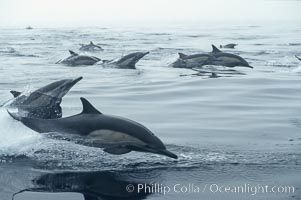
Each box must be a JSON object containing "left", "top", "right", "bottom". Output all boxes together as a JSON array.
[
  {"left": 247, "top": 65, "right": 254, "bottom": 69},
  {"left": 71, "top": 76, "right": 83, "bottom": 86},
  {"left": 158, "top": 149, "right": 178, "bottom": 159},
  {"left": 139, "top": 52, "right": 149, "bottom": 59}
]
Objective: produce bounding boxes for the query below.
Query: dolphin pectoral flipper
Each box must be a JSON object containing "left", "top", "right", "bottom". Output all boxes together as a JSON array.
[
  {"left": 10, "top": 90, "right": 22, "bottom": 98},
  {"left": 104, "top": 147, "right": 131, "bottom": 155}
]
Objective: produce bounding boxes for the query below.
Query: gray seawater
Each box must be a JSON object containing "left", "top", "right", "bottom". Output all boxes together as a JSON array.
[{"left": 0, "top": 23, "right": 301, "bottom": 200}]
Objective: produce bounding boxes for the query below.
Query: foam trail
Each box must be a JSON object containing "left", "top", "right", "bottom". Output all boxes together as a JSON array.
[{"left": 0, "top": 108, "right": 42, "bottom": 157}]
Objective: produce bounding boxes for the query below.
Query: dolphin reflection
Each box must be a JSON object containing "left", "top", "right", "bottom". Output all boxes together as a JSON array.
[{"left": 13, "top": 170, "right": 161, "bottom": 200}]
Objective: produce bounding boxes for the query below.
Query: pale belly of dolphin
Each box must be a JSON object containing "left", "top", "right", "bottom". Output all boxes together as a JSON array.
[{"left": 88, "top": 129, "right": 146, "bottom": 147}]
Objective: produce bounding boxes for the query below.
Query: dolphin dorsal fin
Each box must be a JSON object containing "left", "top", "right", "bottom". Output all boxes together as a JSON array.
[
  {"left": 178, "top": 53, "right": 187, "bottom": 59},
  {"left": 90, "top": 41, "right": 94, "bottom": 45},
  {"left": 80, "top": 97, "right": 102, "bottom": 114},
  {"left": 10, "top": 90, "right": 21, "bottom": 98},
  {"left": 69, "top": 50, "right": 78, "bottom": 56},
  {"left": 211, "top": 45, "right": 222, "bottom": 53}
]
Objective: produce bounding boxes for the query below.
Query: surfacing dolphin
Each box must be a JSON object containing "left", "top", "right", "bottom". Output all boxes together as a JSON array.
[
  {"left": 56, "top": 50, "right": 101, "bottom": 66},
  {"left": 7, "top": 77, "right": 82, "bottom": 119},
  {"left": 8, "top": 97, "right": 178, "bottom": 159},
  {"left": 171, "top": 52, "right": 213, "bottom": 68},
  {"left": 220, "top": 43, "right": 238, "bottom": 49},
  {"left": 79, "top": 41, "right": 103, "bottom": 51},
  {"left": 210, "top": 45, "right": 253, "bottom": 68},
  {"left": 102, "top": 52, "right": 149, "bottom": 69}
]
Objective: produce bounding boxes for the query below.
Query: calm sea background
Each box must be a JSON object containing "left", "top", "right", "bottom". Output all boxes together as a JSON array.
[{"left": 0, "top": 22, "right": 300, "bottom": 199}]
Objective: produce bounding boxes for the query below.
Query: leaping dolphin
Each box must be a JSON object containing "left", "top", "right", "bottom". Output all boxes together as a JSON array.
[
  {"left": 220, "top": 43, "right": 238, "bottom": 49},
  {"left": 210, "top": 45, "right": 253, "bottom": 68},
  {"left": 7, "top": 77, "right": 82, "bottom": 119},
  {"left": 102, "top": 52, "right": 149, "bottom": 69},
  {"left": 79, "top": 41, "right": 103, "bottom": 51},
  {"left": 8, "top": 97, "right": 178, "bottom": 159},
  {"left": 56, "top": 50, "right": 101, "bottom": 66}
]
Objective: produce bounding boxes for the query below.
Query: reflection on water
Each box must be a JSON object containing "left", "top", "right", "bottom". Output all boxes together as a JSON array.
[{"left": 13, "top": 170, "right": 161, "bottom": 200}]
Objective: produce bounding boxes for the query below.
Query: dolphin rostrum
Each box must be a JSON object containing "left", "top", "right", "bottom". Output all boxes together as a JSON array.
[
  {"left": 102, "top": 52, "right": 149, "bottom": 69},
  {"left": 8, "top": 97, "right": 178, "bottom": 159}
]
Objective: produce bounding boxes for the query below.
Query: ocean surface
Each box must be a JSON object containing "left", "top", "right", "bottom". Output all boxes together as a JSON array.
[{"left": 0, "top": 23, "right": 301, "bottom": 200}]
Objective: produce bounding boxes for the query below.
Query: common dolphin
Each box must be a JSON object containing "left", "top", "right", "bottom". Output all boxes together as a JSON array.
[
  {"left": 56, "top": 50, "right": 101, "bottom": 66},
  {"left": 171, "top": 53, "right": 213, "bottom": 68},
  {"left": 103, "top": 52, "right": 149, "bottom": 69},
  {"left": 79, "top": 41, "right": 103, "bottom": 51},
  {"left": 220, "top": 44, "right": 238, "bottom": 49},
  {"left": 295, "top": 55, "right": 301, "bottom": 61},
  {"left": 210, "top": 45, "right": 253, "bottom": 68},
  {"left": 8, "top": 97, "right": 178, "bottom": 159},
  {"left": 7, "top": 77, "right": 82, "bottom": 119}
]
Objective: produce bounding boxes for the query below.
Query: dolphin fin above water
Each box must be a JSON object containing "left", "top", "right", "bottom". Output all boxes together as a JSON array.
[
  {"left": 178, "top": 53, "right": 187, "bottom": 59},
  {"left": 211, "top": 45, "right": 222, "bottom": 53},
  {"left": 295, "top": 55, "right": 301, "bottom": 61},
  {"left": 69, "top": 50, "right": 78, "bottom": 56},
  {"left": 80, "top": 97, "right": 102, "bottom": 115},
  {"left": 10, "top": 90, "right": 22, "bottom": 98}
]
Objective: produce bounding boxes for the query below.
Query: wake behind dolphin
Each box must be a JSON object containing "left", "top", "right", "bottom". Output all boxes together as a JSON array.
[{"left": 8, "top": 97, "right": 178, "bottom": 159}]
